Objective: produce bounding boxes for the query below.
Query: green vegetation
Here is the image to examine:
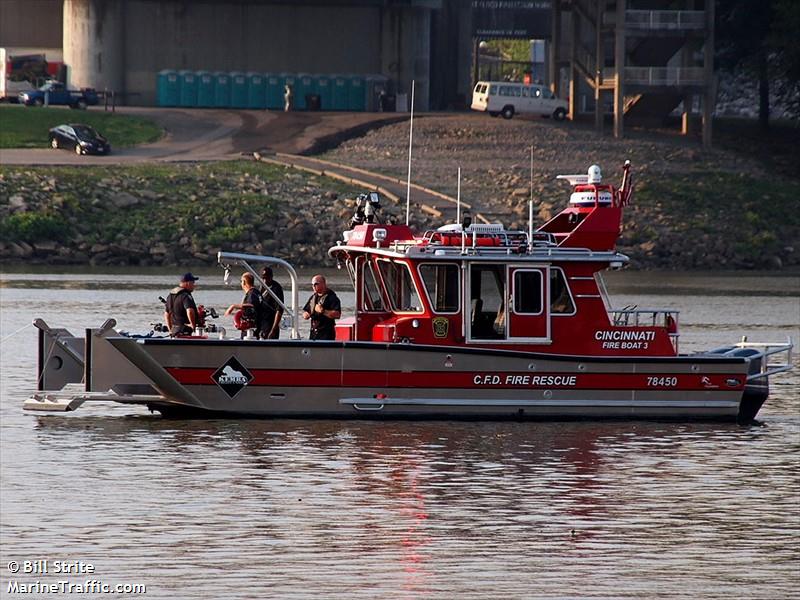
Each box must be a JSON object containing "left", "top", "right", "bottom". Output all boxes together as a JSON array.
[
  {"left": 631, "top": 171, "right": 799, "bottom": 266},
  {"left": 0, "top": 105, "right": 163, "bottom": 148},
  {"left": 0, "top": 161, "right": 363, "bottom": 266}
]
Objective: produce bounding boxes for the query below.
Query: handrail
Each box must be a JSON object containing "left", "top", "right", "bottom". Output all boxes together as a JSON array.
[
  {"left": 217, "top": 252, "right": 300, "bottom": 339},
  {"left": 733, "top": 337, "right": 794, "bottom": 381},
  {"left": 625, "top": 10, "right": 705, "bottom": 30},
  {"left": 624, "top": 67, "right": 705, "bottom": 86}
]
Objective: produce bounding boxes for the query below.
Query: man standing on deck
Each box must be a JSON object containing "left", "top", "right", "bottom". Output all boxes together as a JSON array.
[
  {"left": 259, "top": 266, "right": 284, "bottom": 339},
  {"left": 165, "top": 273, "right": 199, "bottom": 336},
  {"left": 302, "top": 275, "right": 341, "bottom": 340}
]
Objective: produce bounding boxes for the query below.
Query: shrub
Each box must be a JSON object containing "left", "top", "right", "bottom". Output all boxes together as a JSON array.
[{"left": 0, "top": 213, "right": 66, "bottom": 243}]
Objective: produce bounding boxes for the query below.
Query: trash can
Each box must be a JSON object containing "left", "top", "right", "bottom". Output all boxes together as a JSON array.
[
  {"left": 379, "top": 92, "right": 396, "bottom": 112},
  {"left": 197, "top": 70, "right": 214, "bottom": 107},
  {"left": 305, "top": 94, "right": 321, "bottom": 111},
  {"left": 157, "top": 70, "right": 179, "bottom": 107},
  {"left": 179, "top": 70, "right": 198, "bottom": 107},
  {"left": 230, "top": 71, "right": 247, "bottom": 108}
]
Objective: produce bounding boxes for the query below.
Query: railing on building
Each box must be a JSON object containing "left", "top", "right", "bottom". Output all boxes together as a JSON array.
[
  {"left": 624, "top": 67, "right": 705, "bottom": 86},
  {"left": 625, "top": 10, "right": 705, "bottom": 31}
]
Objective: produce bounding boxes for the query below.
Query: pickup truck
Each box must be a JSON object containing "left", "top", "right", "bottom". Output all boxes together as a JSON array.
[{"left": 18, "top": 81, "right": 98, "bottom": 109}]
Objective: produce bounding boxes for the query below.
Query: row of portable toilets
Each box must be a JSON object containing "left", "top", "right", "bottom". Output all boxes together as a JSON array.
[{"left": 157, "top": 70, "right": 389, "bottom": 111}]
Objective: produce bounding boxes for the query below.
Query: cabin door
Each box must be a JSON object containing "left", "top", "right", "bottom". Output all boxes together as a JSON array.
[{"left": 507, "top": 266, "right": 550, "bottom": 342}]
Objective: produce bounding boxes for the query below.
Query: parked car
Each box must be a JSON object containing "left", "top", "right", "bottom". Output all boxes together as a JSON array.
[
  {"left": 19, "top": 80, "right": 98, "bottom": 109},
  {"left": 49, "top": 124, "right": 111, "bottom": 155},
  {"left": 471, "top": 81, "right": 568, "bottom": 121}
]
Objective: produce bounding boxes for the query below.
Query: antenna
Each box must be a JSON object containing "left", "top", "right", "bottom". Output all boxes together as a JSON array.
[
  {"left": 456, "top": 166, "right": 462, "bottom": 225},
  {"left": 405, "top": 79, "right": 415, "bottom": 226},
  {"left": 528, "top": 145, "right": 534, "bottom": 254}
]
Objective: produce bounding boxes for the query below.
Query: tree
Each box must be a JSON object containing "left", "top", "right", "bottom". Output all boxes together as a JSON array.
[{"left": 717, "top": 0, "right": 800, "bottom": 128}]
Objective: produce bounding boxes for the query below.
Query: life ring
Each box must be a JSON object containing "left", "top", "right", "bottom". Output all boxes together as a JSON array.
[{"left": 233, "top": 309, "right": 256, "bottom": 331}]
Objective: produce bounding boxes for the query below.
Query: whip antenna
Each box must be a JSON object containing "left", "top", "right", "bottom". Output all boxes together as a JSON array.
[
  {"left": 457, "top": 166, "right": 462, "bottom": 225},
  {"left": 528, "top": 145, "right": 534, "bottom": 254},
  {"left": 405, "top": 80, "right": 415, "bottom": 226}
]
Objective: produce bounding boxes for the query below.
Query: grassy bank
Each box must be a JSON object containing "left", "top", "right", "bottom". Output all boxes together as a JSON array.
[
  {"left": 0, "top": 105, "right": 163, "bottom": 148},
  {"left": 1, "top": 157, "right": 798, "bottom": 270},
  {"left": 0, "top": 161, "right": 365, "bottom": 267}
]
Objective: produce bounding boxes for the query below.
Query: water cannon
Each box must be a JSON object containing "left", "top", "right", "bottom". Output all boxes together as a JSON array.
[{"left": 350, "top": 191, "right": 382, "bottom": 229}]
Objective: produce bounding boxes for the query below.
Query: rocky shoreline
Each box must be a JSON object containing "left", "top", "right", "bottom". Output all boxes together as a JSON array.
[{"left": 1, "top": 114, "right": 798, "bottom": 271}]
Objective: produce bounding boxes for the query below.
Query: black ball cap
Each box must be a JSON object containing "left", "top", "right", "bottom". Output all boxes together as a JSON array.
[{"left": 181, "top": 272, "right": 199, "bottom": 282}]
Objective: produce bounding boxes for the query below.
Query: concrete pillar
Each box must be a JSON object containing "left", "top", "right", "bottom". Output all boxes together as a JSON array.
[
  {"left": 549, "top": 2, "right": 561, "bottom": 97},
  {"left": 702, "top": 0, "right": 714, "bottom": 148},
  {"left": 568, "top": 11, "right": 578, "bottom": 120},
  {"left": 594, "top": 0, "right": 604, "bottom": 133},
  {"left": 381, "top": 6, "right": 431, "bottom": 110},
  {"left": 613, "top": 0, "right": 625, "bottom": 139},
  {"left": 63, "top": 0, "right": 124, "bottom": 96}
]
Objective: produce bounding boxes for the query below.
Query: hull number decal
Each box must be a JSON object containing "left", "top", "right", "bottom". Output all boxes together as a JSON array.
[
  {"left": 647, "top": 376, "right": 678, "bottom": 387},
  {"left": 211, "top": 356, "right": 253, "bottom": 398}
]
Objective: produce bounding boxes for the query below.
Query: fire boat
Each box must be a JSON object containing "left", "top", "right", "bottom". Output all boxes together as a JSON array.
[{"left": 25, "top": 162, "right": 793, "bottom": 422}]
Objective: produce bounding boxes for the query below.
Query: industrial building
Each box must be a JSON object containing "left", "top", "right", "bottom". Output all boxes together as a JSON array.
[{"left": 1, "top": 0, "right": 715, "bottom": 143}]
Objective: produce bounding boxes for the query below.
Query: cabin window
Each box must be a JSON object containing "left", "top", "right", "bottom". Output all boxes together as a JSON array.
[
  {"left": 550, "top": 268, "right": 575, "bottom": 314},
  {"left": 512, "top": 86, "right": 521, "bottom": 97},
  {"left": 513, "top": 270, "right": 543, "bottom": 315},
  {"left": 378, "top": 260, "right": 423, "bottom": 313},
  {"left": 499, "top": 86, "right": 510, "bottom": 96},
  {"left": 419, "top": 263, "right": 460, "bottom": 313},
  {"left": 489, "top": 86, "right": 497, "bottom": 96},
  {"left": 521, "top": 87, "right": 529, "bottom": 98},
  {"left": 360, "top": 259, "right": 385, "bottom": 312},
  {"left": 542, "top": 88, "right": 555, "bottom": 99},
  {"left": 470, "top": 264, "right": 506, "bottom": 339}
]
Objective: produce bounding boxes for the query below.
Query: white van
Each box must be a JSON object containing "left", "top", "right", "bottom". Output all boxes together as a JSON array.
[{"left": 471, "top": 81, "right": 568, "bottom": 121}]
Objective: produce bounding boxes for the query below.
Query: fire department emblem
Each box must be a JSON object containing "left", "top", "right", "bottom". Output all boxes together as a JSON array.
[
  {"left": 432, "top": 317, "right": 449, "bottom": 338},
  {"left": 211, "top": 356, "right": 253, "bottom": 398}
]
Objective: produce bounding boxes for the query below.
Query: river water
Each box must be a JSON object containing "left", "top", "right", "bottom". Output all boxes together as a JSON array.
[{"left": 1, "top": 270, "right": 798, "bottom": 599}]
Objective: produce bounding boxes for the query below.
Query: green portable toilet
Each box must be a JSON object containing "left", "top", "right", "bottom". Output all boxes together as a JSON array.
[
  {"left": 332, "top": 74, "right": 348, "bottom": 110},
  {"left": 247, "top": 72, "right": 266, "bottom": 108},
  {"left": 280, "top": 73, "right": 297, "bottom": 110},
  {"left": 230, "top": 71, "right": 247, "bottom": 108},
  {"left": 157, "top": 70, "right": 179, "bottom": 107},
  {"left": 265, "top": 73, "right": 282, "bottom": 109},
  {"left": 214, "top": 71, "right": 231, "bottom": 107},
  {"left": 296, "top": 73, "right": 313, "bottom": 110},
  {"left": 315, "top": 74, "right": 331, "bottom": 110},
  {"left": 179, "top": 70, "right": 198, "bottom": 107},
  {"left": 197, "top": 71, "right": 214, "bottom": 107},
  {"left": 348, "top": 74, "right": 365, "bottom": 111}
]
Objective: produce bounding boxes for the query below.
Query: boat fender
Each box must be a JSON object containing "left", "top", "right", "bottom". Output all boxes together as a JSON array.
[{"left": 233, "top": 309, "right": 256, "bottom": 331}]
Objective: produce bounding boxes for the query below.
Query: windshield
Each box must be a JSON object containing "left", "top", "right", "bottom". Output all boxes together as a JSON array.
[{"left": 73, "top": 126, "right": 100, "bottom": 140}]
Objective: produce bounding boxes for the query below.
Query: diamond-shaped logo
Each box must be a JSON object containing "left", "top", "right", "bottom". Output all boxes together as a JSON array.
[{"left": 211, "top": 356, "right": 253, "bottom": 398}]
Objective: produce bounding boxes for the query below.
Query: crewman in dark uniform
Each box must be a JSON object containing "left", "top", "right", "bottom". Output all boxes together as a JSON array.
[
  {"left": 164, "top": 272, "right": 199, "bottom": 336},
  {"left": 259, "top": 266, "right": 284, "bottom": 340},
  {"left": 302, "top": 275, "right": 341, "bottom": 340},
  {"left": 225, "top": 272, "right": 262, "bottom": 338}
]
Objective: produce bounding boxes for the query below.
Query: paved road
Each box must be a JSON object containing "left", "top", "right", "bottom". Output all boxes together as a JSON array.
[{"left": 0, "top": 108, "right": 406, "bottom": 165}]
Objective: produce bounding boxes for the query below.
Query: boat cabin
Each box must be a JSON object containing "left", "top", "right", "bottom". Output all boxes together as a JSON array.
[{"left": 329, "top": 163, "right": 679, "bottom": 357}]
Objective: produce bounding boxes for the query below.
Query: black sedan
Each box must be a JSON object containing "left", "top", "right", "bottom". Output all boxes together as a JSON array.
[{"left": 48, "top": 124, "right": 111, "bottom": 155}]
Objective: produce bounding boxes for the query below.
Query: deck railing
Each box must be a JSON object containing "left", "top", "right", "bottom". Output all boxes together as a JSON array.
[
  {"left": 626, "top": 10, "right": 706, "bottom": 31},
  {"left": 610, "top": 307, "right": 680, "bottom": 351},
  {"left": 624, "top": 67, "right": 705, "bottom": 87}
]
